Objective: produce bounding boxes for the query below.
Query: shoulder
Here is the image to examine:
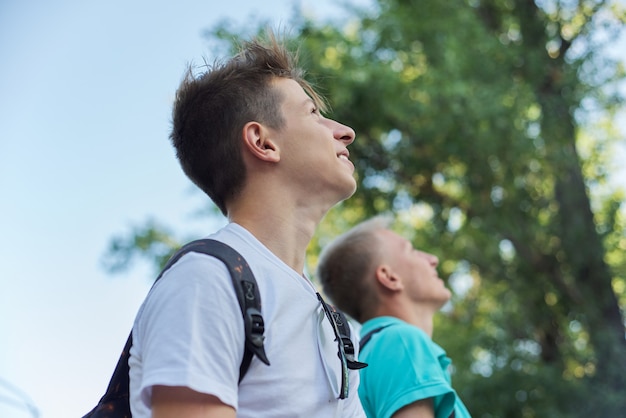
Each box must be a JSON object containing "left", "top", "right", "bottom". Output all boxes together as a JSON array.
[
  {"left": 360, "top": 318, "right": 442, "bottom": 365},
  {"left": 208, "top": 223, "right": 291, "bottom": 273},
  {"left": 388, "top": 322, "right": 431, "bottom": 346},
  {"left": 134, "top": 246, "right": 240, "bottom": 333},
  {"left": 362, "top": 317, "right": 429, "bottom": 345},
  {"left": 151, "top": 223, "right": 260, "bottom": 294},
  {"left": 155, "top": 249, "right": 233, "bottom": 293}
]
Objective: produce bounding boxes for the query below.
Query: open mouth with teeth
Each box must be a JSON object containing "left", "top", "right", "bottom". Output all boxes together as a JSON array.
[
  {"left": 337, "top": 150, "right": 350, "bottom": 160},
  {"left": 337, "top": 151, "right": 354, "bottom": 172}
]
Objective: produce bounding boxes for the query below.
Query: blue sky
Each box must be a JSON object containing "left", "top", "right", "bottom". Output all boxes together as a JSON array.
[
  {"left": 0, "top": 1, "right": 623, "bottom": 417},
  {"left": 0, "top": 1, "right": 372, "bottom": 417}
]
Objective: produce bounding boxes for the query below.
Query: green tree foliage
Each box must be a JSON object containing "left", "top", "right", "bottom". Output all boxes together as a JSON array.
[
  {"left": 294, "top": 1, "right": 626, "bottom": 415},
  {"left": 103, "top": 0, "right": 625, "bottom": 415}
]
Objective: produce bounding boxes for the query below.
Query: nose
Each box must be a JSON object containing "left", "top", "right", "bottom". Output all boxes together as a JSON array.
[
  {"left": 420, "top": 251, "right": 439, "bottom": 267},
  {"left": 329, "top": 119, "right": 355, "bottom": 145}
]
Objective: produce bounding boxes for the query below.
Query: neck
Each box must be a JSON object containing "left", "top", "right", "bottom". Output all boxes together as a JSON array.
[
  {"left": 373, "top": 301, "right": 437, "bottom": 337},
  {"left": 226, "top": 161, "right": 349, "bottom": 272},
  {"left": 227, "top": 192, "right": 330, "bottom": 274}
]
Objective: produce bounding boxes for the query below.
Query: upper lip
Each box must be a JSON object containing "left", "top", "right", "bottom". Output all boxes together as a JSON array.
[{"left": 337, "top": 149, "right": 350, "bottom": 158}]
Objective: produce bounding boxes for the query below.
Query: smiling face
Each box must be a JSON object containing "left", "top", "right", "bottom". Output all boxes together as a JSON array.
[
  {"left": 270, "top": 77, "right": 357, "bottom": 204},
  {"left": 377, "top": 229, "right": 452, "bottom": 309}
]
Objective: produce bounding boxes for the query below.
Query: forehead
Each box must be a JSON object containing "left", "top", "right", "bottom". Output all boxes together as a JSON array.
[
  {"left": 377, "top": 229, "right": 409, "bottom": 248},
  {"left": 272, "top": 77, "right": 314, "bottom": 107},
  {"left": 378, "top": 228, "right": 403, "bottom": 240}
]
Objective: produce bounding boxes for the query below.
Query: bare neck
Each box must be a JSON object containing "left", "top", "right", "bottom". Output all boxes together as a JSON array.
[
  {"left": 372, "top": 300, "right": 437, "bottom": 337},
  {"left": 227, "top": 190, "right": 330, "bottom": 274}
]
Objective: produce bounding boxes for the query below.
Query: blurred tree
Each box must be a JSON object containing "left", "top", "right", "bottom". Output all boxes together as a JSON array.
[
  {"left": 103, "top": 0, "right": 625, "bottom": 415},
  {"left": 292, "top": 0, "right": 626, "bottom": 415}
]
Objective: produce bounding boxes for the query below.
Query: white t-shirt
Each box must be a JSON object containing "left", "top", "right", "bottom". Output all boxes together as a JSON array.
[{"left": 129, "top": 223, "right": 365, "bottom": 417}]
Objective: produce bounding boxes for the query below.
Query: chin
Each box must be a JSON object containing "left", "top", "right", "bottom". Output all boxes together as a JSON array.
[
  {"left": 347, "top": 177, "right": 358, "bottom": 195},
  {"left": 332, "top": 177, "right": 356, "bottom": 200},
  {"left": 340, "top": 185, "right": 357, "bottom": 201}
]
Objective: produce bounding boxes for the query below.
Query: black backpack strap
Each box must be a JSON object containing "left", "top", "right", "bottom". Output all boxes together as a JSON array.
[
  {"left": 82, "top": 239, "right": 268, "bottom": 418},
  {"left": 326, "top": 305, "right": 368, "bottom": 370},
  {"left": 178, "top": 239, "right": 270, "bottom": 375},
  {"left": 359, "top": 325, "right": 391, "bottom": 351}
]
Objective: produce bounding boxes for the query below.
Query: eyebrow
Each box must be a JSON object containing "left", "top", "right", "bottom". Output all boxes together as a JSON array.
[{"left": 302, "top": 97, "right": 317, "bottom": 108}]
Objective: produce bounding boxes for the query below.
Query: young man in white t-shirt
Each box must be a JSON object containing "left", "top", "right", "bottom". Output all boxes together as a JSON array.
[{"left": 128, "top": 31, "right": 365, "bottom": 417}]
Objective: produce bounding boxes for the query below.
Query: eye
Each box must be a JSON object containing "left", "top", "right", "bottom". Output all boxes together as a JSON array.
[{"left": 311, "top": 106, "right": 319, "bottom": 114}]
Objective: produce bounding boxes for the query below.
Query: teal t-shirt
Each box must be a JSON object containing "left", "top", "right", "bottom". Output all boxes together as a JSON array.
[{"left": 358, "top": 317, "right": 471, "bottom": 418}]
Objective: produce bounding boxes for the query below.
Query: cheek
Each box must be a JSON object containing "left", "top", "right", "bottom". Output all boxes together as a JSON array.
[{"left": 411, "top": 261, "right": 431, "bottom": 276}]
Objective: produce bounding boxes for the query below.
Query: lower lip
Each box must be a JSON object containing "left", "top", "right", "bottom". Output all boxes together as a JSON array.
[{"left": 339, "top": 156, "right": 354, "bottom": 170}]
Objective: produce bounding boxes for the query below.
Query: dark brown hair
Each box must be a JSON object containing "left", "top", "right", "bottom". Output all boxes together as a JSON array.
[{"left": 170, "top": 30, "right": 327, "bottom": 215}]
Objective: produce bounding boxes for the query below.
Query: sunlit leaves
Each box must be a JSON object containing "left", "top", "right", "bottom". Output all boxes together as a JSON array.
[{"left": 102, "top": 0, "right": 625, "bottom": 415}]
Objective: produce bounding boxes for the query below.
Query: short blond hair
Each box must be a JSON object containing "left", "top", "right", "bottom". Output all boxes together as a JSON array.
[{"left": 317, "top": 217, "right": 391, "bottom": 322}]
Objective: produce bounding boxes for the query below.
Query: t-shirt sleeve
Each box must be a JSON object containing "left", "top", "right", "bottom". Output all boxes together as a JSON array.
[
  {"left": 361, "top": 326, "right": 455, "bottom": 418},
  {"left": 131, "top": 251, "right": 245, "bottom": 410}
]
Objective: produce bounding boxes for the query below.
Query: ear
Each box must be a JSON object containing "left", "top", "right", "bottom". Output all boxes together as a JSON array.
[
  {"left": 375, "top": 264, "right": 403, "bottom": 292},
  {"left": 242, "top": 121, "right": 280, "bottom": 163}
]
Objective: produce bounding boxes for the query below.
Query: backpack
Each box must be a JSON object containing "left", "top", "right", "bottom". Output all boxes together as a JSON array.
[
  {"left": 82, "top": 238, "right": 358, "bottom": 417},
  {"left": 359, "top": 325, "right": 392, "bottom": 351}
]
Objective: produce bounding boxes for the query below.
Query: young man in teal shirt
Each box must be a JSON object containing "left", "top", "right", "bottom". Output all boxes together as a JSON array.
[{"left": 318, "top": 217, "right": 471, "bottom": 418}]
